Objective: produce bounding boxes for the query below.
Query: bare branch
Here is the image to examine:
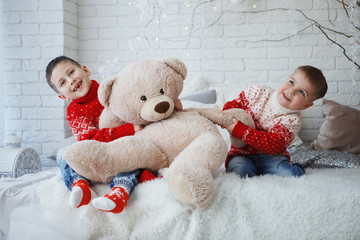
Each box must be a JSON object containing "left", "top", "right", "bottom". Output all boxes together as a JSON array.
[{"left": 316, "top": 24, "right": 360, "bottom": 69}]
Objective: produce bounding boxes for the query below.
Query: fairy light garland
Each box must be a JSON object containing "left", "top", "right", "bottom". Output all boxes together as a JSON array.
[{"left": 124, "top": 0, "right": 359, "bottom": 71}]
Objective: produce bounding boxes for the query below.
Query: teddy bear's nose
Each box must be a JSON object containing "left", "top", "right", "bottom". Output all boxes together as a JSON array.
[{"left": 155, "top": 101, "right": 170, "bottom": 114}]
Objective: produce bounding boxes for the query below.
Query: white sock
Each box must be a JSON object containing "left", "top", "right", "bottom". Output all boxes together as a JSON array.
[
  {"left": 69, "top": 186, "right": 83, "bottom": 208},
  {"left": 92, "top": 197, "right": 116, "bottom": 211}
]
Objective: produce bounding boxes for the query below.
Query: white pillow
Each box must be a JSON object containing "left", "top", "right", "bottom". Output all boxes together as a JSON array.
[{"left": 180, "top": 89, "right": 217, "bottom": 104}]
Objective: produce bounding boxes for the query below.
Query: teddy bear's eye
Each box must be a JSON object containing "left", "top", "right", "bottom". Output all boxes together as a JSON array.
[
  {"left": 160, "top": 89, "right": 164, "bottom": 94},
  {"left": 140, "top": 95, "right": 147, "bottom": 101}
]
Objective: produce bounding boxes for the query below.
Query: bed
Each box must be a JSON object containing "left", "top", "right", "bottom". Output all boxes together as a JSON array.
[{"left": 1, "top": 93, "right": 360, "bottom": 240}]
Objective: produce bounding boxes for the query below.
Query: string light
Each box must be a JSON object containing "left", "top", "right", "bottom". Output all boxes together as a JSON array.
[{"left": 126, "top": 0, "right": 359, "bottom": 71}]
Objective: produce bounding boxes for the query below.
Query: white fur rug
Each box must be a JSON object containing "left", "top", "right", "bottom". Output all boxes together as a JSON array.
[{"left": 6, "top": 168, "right": 360, "bottom": 240}]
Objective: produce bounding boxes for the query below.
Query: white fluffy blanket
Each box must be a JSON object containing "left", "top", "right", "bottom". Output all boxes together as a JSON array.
[{"left": 6, "top": 168, "right": 360, "bottom": 240}]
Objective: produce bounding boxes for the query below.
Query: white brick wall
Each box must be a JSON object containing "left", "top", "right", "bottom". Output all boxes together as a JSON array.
[
  {"left": 3, "top": 0, "right": 68, "bottom": 155},
  {"left": 2, "top": 0, "right": 360, "bottom": 156}
]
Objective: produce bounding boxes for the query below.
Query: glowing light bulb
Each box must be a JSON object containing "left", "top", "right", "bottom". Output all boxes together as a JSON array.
[
  {"left": 163, "top": 14, "right": 167, "bottom": 18},
  {"left": 253, "top": 4, "right": 256, "bottom": 8}
]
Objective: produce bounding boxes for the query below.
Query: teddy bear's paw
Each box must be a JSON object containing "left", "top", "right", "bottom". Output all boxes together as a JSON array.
[
  {"left": 166, "top": 173, "right": 195, "bottom": 207},
  {"left": 224, "top": 108, "right": 255, "bottom": 127},
  {"left": 166, "top": 167, "right": 214, "bottom": 208},
  {"left": 188, "top": 171, "right": 215, "bottom": 208},
  {"left": 63, "top": 141, "right": 109, "bottom": 182}
]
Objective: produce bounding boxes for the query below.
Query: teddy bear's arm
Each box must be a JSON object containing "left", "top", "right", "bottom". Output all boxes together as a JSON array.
[
  {"left": 186, "top": 107, "right": 254, "bottom": 127},
  {"left": 63, "top": 136, "right": 168, "bottom": 183}
]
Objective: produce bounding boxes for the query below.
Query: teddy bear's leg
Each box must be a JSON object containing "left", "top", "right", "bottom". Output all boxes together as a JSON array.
[
  {"left": 63, "top": 137, "right": 168, "bottom": 183},
  {"left": 165, "top": 132, "right": 228, "bottom": 208}
]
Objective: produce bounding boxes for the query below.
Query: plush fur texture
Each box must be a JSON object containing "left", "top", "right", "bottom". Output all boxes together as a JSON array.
[
  {"left": 63, "top": 57, "right": 252, "bottom": 208},
  {"left": 189, "top": 107, "right": 255, "bottom": 148},
  {"left": 22, "top": 168, "right": 360, "bottom": 240}
]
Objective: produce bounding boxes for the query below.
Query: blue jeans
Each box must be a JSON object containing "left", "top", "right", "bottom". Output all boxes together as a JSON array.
[
  {"left": 57, "top": 146, "right": 140, "bottom": 194},
  {"left": 226, "top": 154, "right": 305, "bottom": 178}
]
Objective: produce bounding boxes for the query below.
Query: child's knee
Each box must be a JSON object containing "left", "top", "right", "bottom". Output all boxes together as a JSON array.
[
  {"left": 292, "top": 163, "right": 306, "bottom": 177},
  {"left": 56, "top": 146, "right": 69, "bottom": 166},
  {"left": 226, "top": 157, "right": 256, "bottom": 178},
  {"left": 278, "top": 161, "right": 305, "bottom": 177}
]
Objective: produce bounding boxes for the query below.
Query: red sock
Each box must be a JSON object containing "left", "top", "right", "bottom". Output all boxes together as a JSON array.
[
  {"left": 98, "top": 187, "right": 129, "bottom": 214},
  {"left": 138, "top": 170, "right": 157, "bottom": 183},
  {"left": 71, "top": 179, "right": 93, "bottom": 208}
]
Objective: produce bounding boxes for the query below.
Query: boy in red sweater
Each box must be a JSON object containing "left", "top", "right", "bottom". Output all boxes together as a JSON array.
[
  {"left": 46, "top": 56, "right": 156, "bottom": 213},
  {"left": 222, "top": 66, "right": 328, "bottom": 178}
]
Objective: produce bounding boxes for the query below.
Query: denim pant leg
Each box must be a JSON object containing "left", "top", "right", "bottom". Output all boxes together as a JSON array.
[
  {"left": 253, "top": 154, "right": 306, "bottom": 177},
  {"left": 57, "top": 146, "right": 88, "bottom": 190},
  {"left": 110, "top": 169, "right": 141, "bottom": 197},
  {"left": 226, "top": 156, "right": 257, "bottom": 178}
]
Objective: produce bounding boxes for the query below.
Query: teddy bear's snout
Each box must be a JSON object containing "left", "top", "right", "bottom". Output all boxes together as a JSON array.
[
  {"left": 155, "top": 102, "right": 170, "bottom": 114},
  {"left": 140, "top": 95, "right": 175, "bottom": 122}
]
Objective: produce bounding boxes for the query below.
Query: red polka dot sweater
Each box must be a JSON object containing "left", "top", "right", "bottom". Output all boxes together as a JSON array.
[
  {"left": 223, "top": 85, "right": 302, "bottom": 168},
  {"left": 66, "top": 80, "right": 135, "bottom": 142}
]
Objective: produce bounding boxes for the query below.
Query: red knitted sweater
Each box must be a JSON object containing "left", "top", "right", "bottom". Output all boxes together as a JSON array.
[
  {"left": 66, "top": 80, "right": 135, "bottom": 142},
  {"left": 223, "top": 85, "right": 302, "bottom": 168}
]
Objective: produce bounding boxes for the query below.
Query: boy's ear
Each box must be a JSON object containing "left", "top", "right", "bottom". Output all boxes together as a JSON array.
[
  {"left": 302, "top": 102, "right": 313, "bottom": 110},
  {"left": 82, "top": 65, "right": 91, "bottom": 76},
  {"left": 58, "top": 94, "right": 70, "bottom": 101}
]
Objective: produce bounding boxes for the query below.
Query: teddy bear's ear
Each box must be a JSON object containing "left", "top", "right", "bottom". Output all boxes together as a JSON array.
[
  {"left": 98, "top": 76, "right": 117, "bottom": 107},
  {"left": 162, "top": 57, "right": 187, "bottom": 80}
]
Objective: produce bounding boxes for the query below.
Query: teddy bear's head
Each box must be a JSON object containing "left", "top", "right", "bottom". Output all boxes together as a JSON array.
[{"left": 98, "top": 57, "right": 187, "bottom": 125}]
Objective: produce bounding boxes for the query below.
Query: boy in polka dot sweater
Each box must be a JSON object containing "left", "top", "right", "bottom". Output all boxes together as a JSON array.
[
  {"left": 221, "top": 65, "right": 328, "bottom": 178},
  {"left": 46, "top": 56, "right": 157, "bottom": 214}
]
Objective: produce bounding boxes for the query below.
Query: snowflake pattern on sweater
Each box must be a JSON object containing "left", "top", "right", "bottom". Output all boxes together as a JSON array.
[
  {"left": 66, "top": 80, "right": 134, "bottom": 142},
  {"left": 223, "top": 85, "right": 302, "bottom": 167}
]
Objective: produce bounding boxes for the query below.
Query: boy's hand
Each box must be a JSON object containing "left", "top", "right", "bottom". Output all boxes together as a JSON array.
[
  {"left": 174, "top": 98, "right": 183, "bottom": 111},
  {"left": 133, "top": 124, "right": 144, "bottom": 133},
  {"left": 221, "top": 118, "right": 238, "bottom": 135}
]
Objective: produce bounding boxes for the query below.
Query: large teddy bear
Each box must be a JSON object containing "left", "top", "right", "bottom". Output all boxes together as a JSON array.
[{"left": 64, "top": 57, "right": 254, "bottom": 208}]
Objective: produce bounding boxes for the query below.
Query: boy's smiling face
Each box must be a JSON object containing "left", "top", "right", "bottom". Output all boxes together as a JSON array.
[
  {"left": 50, "top": 61, "right": 92, "bottom": 101},
  {"left": 277, "top": 70, "right": 316, "bottom": 111}
]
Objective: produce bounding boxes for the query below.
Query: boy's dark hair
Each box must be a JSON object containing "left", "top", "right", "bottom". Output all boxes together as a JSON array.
[
  {"left": 295, "top": 65, "right": 328, "bottom": 100},
  {"left": 45, "top": 56, "right": 81, "bottom": 93}
]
